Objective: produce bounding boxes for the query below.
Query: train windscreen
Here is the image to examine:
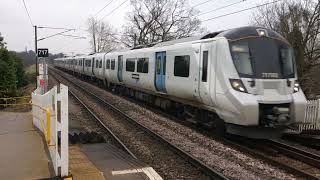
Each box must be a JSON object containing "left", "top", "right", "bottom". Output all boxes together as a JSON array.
[{"left": 230, "top": 37, "right": 295, "bottom": 79}]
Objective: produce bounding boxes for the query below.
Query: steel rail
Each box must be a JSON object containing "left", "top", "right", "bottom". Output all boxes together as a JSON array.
[
  {"left": 267, "top": 140, "right": 320, "bottom": 169},
  {"left": 49, "top": 67, "right": 228, "bottom": 180},
  {"left": 224, "top": 136, "right": 320, "bottom": 180},
  {"left": 49, "top": 70, "right": 137, "bottom": 159}
]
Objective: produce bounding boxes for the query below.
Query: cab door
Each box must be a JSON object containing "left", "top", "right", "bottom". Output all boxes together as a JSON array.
[
  {"left": 155, "top": 52, "right": 166, "bottom": 93},
  {"left": 198, "top": 42, "right": 215, "bottom": 106}
]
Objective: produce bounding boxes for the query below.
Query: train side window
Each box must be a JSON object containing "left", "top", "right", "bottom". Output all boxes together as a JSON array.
[
  {"left": 174, "top": 55, "right": 190, "bottom": 77},
  {"left": 111, "top": 59, "right": 115, "bottom": 70},
  {"left": 95, "top": 60, "right": 98, "bottom": 68},
  {"left": 202, "top": 51, "right": 208, "bottom": 82},
  {"left": 99, "top": 60, "right": 102, "bottom": 68},
  {"left": 137, "top": 58, "right": 149, "bottom": 73},
  {"left": 156, "top": 56, "right": 161, "bottom": 74},
  {"left": 106, "top": 59, "right": 110, "bottom": 69},
  {"left": 126, "top": 58, "right": 135, "bottom": 72}
]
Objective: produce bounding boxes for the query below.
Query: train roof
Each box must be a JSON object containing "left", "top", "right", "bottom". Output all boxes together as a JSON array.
[
  {"left": 216, "top": 26, "right": 288, "bottom": 43},
  {"left": 54, "top": 26, "right": 289, "bottom": 60},
  {"left": 140, "top": 26, "right": 288, "bottom": 49}
]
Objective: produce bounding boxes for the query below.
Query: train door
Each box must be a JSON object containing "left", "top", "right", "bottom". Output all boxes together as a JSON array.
[
  {"left": 82, "top": 58, "right": 85, "bottom": 74},
  {"left": 198, "top": 42, "right": 214, "bottom": 106},
  {"left": 155, "top": 52, "right": 166, "bottom": 93},
  {"left": 91, "top": 58, "right": 95, "bottom": 76},
  {"left": 117, "top": 55, "right": 123, "bottom": 82}
]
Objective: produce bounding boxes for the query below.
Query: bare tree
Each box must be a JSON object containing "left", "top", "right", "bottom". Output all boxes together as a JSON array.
[
  {"left": 87, "top": 17, "right": 119, "bottom": 53},
  {"left": 252, "top": 0, "right": 320, "bottom": 76},
  {"left": 122, "top": 0, "right": 204, "bottom": 47}
]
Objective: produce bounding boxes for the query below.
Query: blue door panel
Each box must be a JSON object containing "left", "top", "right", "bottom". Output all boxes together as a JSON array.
[{"left": 155, "top": 52, "right": 166, "bottom": 92}]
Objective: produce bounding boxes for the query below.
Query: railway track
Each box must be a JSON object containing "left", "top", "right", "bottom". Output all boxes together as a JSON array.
[
  {"left": 282, "top": 134, "right": 320, "bottom": 150},
  {"left": 267, "top": 139, "right": 320, "bottom": 169},
  {"left": 49, "top": 67, "right": 227, "bottom": 180},
  {"left": 225, "top": 136, "right": 320, "bottom": 180}
]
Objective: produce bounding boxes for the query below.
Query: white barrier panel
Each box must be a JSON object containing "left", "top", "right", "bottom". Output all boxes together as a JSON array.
[
  {"left": 32, "top": 84, "right": 69, "bottom": 177},
  {"left": 298, "top": 99, "right": 320, "bottom": 131}
]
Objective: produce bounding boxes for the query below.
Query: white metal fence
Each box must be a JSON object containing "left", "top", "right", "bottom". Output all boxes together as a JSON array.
[
  {"left": 298, "top": 99, "right": 320, "bottom": 131},
  {"left": 32, "top": 84, "right": 69, "bottom": 177}
]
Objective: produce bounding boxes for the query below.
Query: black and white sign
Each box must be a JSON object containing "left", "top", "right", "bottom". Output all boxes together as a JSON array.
[{"left": 37, "top": 48, "right": 49, "bottom": 57}]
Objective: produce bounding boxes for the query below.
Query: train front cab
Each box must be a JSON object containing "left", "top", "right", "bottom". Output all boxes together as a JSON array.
[{"left": 213, "top": 28, "right": 307, "bottom": 139}]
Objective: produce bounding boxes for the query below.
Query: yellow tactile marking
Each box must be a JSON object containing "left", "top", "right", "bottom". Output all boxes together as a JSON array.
[{"left": 69, "top": 145, "right": 105, "bottom": 180}]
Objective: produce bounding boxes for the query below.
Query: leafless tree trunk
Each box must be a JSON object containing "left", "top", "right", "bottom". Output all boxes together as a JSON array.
[
  {"left": 121, "top": 0, "right": 205, "bottom": 47},
  {"left": 87, "top": 17, "right": 120, "bottom": 53},
  {"left": 252, "top": 0, "right": 320, "bottom": 76}
]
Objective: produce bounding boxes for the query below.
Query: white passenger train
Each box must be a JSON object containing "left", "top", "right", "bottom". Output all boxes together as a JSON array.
[{"left": 54, "top": 26, "right": 307, "bottom": 138}]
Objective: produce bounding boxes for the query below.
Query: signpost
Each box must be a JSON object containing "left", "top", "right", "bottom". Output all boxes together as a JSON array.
[{"left": 37, "top": 48, "right": 49, "bottom": 57}]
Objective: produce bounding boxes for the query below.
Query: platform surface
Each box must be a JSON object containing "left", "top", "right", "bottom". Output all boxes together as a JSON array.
[
  {"left": 0, "top": 111, "right": 51, "bottom": 179},
  {"left": 79, "top": 143, "right": 162, "bottom": 180}
]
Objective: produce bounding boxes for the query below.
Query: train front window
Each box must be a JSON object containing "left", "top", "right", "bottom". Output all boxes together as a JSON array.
[
  {"left": 230, "top": 38, "right": 295, "bottom": 79},
  {"left": 280, "top": 47, "right": 294, "bottom": 77},
  {"left": 230, "top": 42, "right": 253, "bottom": 77}
]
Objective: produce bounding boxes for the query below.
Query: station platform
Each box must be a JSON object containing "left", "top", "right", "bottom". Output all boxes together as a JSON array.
[
  {"left": 0, "top": 110, "right": 162, "bottom": 180},
  {"left": 70, "top": 143, "right": 162, "bottom": 180},
  {"left": 68, "top": 122, "right": 162, "bottom": 180},
  {"left": 0, "top": 111, "right": 52, "bottom": 179}
]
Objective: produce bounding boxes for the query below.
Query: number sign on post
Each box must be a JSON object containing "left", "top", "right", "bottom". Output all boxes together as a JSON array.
[{"left": 38, "top": 48, "right": 49, "bottom": 57}]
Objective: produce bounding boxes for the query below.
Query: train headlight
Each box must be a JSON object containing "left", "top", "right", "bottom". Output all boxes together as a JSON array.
[
  {"left": 230, "top": 79, "right": 248, "bottom": 93},
  {"left": 293, "top": 81, "right": 300, "bottom": 93}
]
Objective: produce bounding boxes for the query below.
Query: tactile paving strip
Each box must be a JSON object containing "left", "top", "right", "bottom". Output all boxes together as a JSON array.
[{"left": 69, "top": 145, "right": 105, "bottom": 180}]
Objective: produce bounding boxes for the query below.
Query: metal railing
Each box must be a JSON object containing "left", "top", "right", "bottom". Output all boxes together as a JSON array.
[
  {"left": 0, "top": 96, "right": 31, "bottom": 107},
  {"left": 298, "top": 99, "right": 320, "bottom": 131}
]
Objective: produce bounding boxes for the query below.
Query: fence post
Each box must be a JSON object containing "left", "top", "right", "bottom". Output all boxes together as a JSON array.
[{"left": 59, "top": 84, "right": 69, "bottom": 177}]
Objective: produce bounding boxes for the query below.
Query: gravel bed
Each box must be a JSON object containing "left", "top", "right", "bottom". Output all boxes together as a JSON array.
[
  {"left": 52, "top": 67, "right": 299, "bottom": 180},
  {"left": 50, "top": 70, "right": 210, "bottom": 180},
  {"left": 49, "top": 75, "right": 130, "bottom": 148}
]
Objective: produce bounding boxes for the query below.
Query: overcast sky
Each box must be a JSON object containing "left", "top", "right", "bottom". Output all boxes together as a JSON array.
[{"left": 0, "top": 0, "right": 270, "bottom": 56}]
